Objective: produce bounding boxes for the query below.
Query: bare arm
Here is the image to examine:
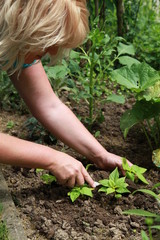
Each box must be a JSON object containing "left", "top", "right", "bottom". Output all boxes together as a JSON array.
[
  {"left": 9, "top": 61, "right": 131, "bottom": 184},
  {"left": 11, "top": 62, "right": 106, "bottom": 162},
  {"left": 0, "top": 133, "right": 94, "bottom": 187}
]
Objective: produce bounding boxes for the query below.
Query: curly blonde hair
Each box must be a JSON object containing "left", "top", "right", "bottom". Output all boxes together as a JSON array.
[{"left": 0, "top": 0, "right": 89, "bottom": 74}]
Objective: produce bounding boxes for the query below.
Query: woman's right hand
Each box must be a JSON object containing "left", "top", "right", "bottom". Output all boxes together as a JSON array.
[{"left": 48, "top": 151, "right": 95, "bottom": 188}]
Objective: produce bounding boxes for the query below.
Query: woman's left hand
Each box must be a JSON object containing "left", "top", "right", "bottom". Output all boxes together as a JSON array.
[{"left": 94, "top": 151, "right": 132, "bottom": 175}]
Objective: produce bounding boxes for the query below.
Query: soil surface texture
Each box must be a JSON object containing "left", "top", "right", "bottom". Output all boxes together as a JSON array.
[{"left": 0, "top": 98, "right": 160, "bottom": 240}]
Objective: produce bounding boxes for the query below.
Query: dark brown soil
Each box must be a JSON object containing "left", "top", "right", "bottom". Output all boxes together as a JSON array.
[{"left": 0, "top": 98, "right": 160, "bottom": 240}]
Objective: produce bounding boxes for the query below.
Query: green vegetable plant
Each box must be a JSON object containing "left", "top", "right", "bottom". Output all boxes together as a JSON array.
[
  {"left": 6, "top": 121, "right": 14, "bottom": 130},
  {"left": 67, "top": 18, "right": 137, "bottom": 128},
  {"left": 68, "top": 184, "right": 94, "bottom": 203},
  {"left": 123, "top": 209, "right": 160, "bottom": 240},
  {"left": 111, "top": 61, "right": 160, "bottom": 165},
  {"left": 36, "top": 169, "right": 56, "bottom": 184},
  {"left": 98, "top": 167, "right": 130, "bottom": 199},
  {"left": 122, "top": 158, "right": 148, "bottom": 184}
]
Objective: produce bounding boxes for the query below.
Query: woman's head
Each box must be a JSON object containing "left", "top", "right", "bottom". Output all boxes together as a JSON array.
[{"left": 0, "top": 0, "right": 89, "bottom": 74}]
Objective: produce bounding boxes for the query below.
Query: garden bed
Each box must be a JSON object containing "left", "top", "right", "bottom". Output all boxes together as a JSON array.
[{"left": 0, "top": 98, "right": 159, "bottom": 240}]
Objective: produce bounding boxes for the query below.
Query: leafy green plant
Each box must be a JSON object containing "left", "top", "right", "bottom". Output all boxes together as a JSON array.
[
  {"left": 74, "top": 26, "right": 137, "bottom": 127},
  {"left": 68, "top": 184, "right": 93, "bottom": 202},
  {"left": 122, "top": 158, "right": 148, "bottom": 184},
  {"left": 36, "top": 169, "right": 56, "bottom": 185},
  {"left": 123, "top": 209, "right": 160, "bottom": 240},
  {"left": 111, "top": 61, "right": 160, "bottom": 156},
  {"left": 6, "top": 121, "right": 14, "bottom": 130},
  {"left": 98, "top": 167, "right": 130, "bottom": 198}
]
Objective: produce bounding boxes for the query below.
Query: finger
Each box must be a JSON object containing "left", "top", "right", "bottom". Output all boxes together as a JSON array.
[
  {"left": 66, "top": 177, "right": 76, "bottom": 188},
  {"left": 76, "top": 173, "right": 85, "bottom": 186},
  {"left": 57, "top": 179, "right": 68, "bottom": 186},
  {"left": 82, "top": 167, "right": 94, "bottom": 188}
]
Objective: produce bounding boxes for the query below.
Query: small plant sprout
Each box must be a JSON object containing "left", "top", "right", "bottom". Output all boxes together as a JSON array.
[
  {"left": 98, "top": 167, "right": 130, "bottom": 199},
  {"left": 36, "top": 169, "right": 56, "bottom": 184},
  {"left": 122, "top": 158, "right": 149, "bottom": 184},
  {"left": 68, "top": 184, "right": 94, "bottom": 202},
  {"left": 6, "top": 120, "right": 14, "bottom": 129}
]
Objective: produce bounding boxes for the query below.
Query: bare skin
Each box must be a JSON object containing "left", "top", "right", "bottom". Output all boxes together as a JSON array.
[{"left": 0, "top": 50, "right": 132, "bottom": 188}]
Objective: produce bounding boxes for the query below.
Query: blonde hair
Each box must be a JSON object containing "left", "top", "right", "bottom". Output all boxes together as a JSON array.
[{"left": 0, "top": 0, "right": 89, "bottom": 74}]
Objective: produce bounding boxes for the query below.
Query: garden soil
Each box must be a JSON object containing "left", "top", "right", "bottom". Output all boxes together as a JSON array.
[{"left": 0, "top": 98, "right": 160, "bottom": 240}]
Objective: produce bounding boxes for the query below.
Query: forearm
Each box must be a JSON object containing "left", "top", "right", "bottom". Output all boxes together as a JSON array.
[
  {"left": 34, "top": 102, "right": 107, "bottom": 164},
  {"left": 0, "top": 132, "right": 95, "bottom": 187},
  {"left": 0, "top": 133, "right": 56, "bottom": 170}
]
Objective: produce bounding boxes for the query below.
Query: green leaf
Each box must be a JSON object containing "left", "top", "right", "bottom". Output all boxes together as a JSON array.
[
  {"left": 133, "top": 189, "right": 160, "bottom": 200},
  {"left": 46, "top": 65, "right": 69, "bottom": 80},
  {"left": 122, "top": 158, "right": 131, "bottom": 171},
  {"left": 106, "top": 94, "right": 125, "bottom": 104},
  {"left": 115, "top": 177, "right": 126, "bottom": 187},
  {"left": 111, "top": 65, "right": 139, "bottom": 90},
  {"left": 98, "top": 186, "right": 108, "bottom": 193},
  {"left": 80, "top": 187, "right": 93, "bottom": 197},
  {"left": 119, "top": 56, "right": 140, "bottom": 68},
  {"left": 139, "top": 81, "right": 160, "bottom": 102},
  {"left": 115, "top": 194, "right": 122, "bottom": 199},
  {"left": 108, "top": 179, "right": 115, "bottom": 188},
  {"left": 136, "top": 172, "right": 149, "bottom": 184},
  {"left": 141, "top": 230, "right": 149, "bottom": 240},
  {"left": 116, "top": 187, "right": 130, "bottom": 194},
  {"left": 68, "top": 190, "right": 81, "bottom": 202},
  {"left": 151, "top": 225, "right": 160, "bottom": 230},
  {"left": 109, "top": 167, "right": 119, "bottom": 182},
  {"left": 41, "top": 174, "right": 56, "bottom": 184},
  {"left": 36, "top": 168, "right": 44, "bottom": 173},
  {"left": 132, "top": 165, "right": 147, "bottom": 174},
  {"left": 117, "top": 43, "right": 135, "bottom": 56},
  {"left": 120, "top": 100, "right": 160, "bottom": 138},
  {"left": 99, "top": 179, "right": 109, "bottom": 187},
  {"left": 126, "top": 172, "right": 135, "bottom": 182},
  {"left": 106, "top": 188, "right": 115, "bottom": 195},
  {"left": 94, "top": 131, "right": 100, "bottom": 138},
  {"left": 123, "top": 209, "right": 158, "bottom": 218},
  {"left": 111, "top": 62, "right": 160, "bottom": 92},
  {"left": 152, "top": 182, "right": 160, "bottom": 190}
]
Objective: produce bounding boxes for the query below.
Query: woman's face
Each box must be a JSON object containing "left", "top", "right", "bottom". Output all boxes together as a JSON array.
[{"left": 24, "top": 46, "right": 59, "bottom": 64}]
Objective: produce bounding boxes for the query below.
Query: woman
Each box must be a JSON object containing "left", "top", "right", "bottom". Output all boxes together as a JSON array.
[{"left": 0, "top": 0, "right": 132, "bottom": 188}]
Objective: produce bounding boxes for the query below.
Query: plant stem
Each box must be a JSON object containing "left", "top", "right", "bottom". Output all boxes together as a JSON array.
[
  {"left": 148, "top": 226, "right": 153, "bottom": 240},
  {"left": 146, "top": 119, "right": 158, "bottom": 148},
  {"left": 141, "top": 123, "right": 153, "bottom": 151},
  {"left": 89, "top": 47, "right": 95, "bottom": 128}
]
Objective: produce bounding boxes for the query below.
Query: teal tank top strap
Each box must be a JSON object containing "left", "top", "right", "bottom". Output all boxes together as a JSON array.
[{"left": 22, "top": 60, "right": 38, "bottom": 69}]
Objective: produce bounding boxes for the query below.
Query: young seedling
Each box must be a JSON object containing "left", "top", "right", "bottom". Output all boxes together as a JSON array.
[
  {"left": 98, "top": 167, "right": 130, "bottom": 199},
  {"left": 122, "top": 158, "right": 149, "bottom": 184},
  {"left": 36, "top": 169, "right": 56, "bottom": 184},
  {"left": 68, "top": 184, "right": 94, "bottom": 202}
]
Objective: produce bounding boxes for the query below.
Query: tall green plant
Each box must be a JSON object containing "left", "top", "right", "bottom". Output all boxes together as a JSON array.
[{"left": 111, "top": 61, "right": 160, "bottom": 164}]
